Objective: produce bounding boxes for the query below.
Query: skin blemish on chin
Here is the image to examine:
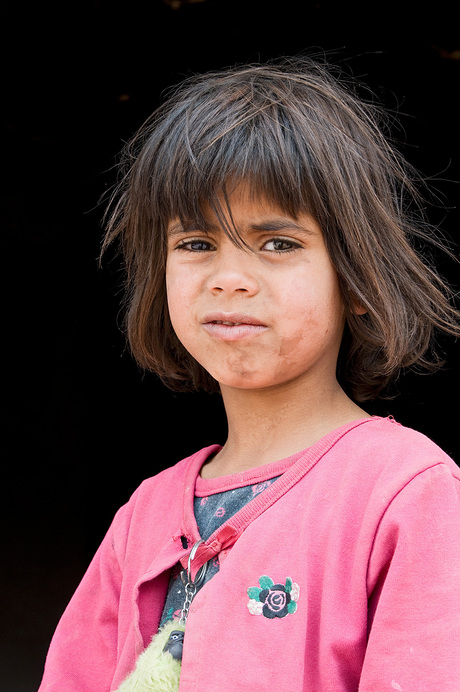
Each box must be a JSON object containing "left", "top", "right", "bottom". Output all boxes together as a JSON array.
[
  {"left": 222, "top": 350, "right": 261, "bottom": 381},
  {"left": 277, "top": 335, "right": 304, "bottom": 358}
]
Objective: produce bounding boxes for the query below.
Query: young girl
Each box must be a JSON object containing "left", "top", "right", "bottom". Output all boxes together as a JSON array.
[{"left": 39, "top": 58, "right": 460, "bottom": 691}]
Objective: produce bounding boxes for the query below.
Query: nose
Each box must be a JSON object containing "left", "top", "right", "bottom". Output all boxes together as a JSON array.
[{"left": 207, "top": 244, "right": 260, "bottom": 296}]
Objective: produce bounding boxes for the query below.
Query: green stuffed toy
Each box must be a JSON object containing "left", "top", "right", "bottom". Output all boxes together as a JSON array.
[
  {"left": 117, "top": 541, "right": 207, "bottom": 691},
  {"left": 115, "top": 620, "right": 186, "bottom": 692}
]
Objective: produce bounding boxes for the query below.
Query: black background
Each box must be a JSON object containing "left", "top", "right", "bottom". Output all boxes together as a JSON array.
[{"left": 2, "top": 1, "right": 459, "bottom": 689}]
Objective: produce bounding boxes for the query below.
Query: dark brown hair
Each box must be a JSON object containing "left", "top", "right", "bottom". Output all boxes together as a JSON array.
[{"left": 102, "top": 57, "right": 459, "bottom": 400}]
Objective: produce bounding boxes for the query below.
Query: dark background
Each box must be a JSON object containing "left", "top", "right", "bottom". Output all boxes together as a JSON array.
[{"left": 2, "top": 1, "right": 459, "bottom": 689}]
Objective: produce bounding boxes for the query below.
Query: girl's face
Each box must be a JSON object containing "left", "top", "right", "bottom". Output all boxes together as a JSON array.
[{"left": 166, "top": 185, "right": 345, "bottom": 394}]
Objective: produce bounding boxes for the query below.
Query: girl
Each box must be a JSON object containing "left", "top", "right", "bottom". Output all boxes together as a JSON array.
[{"left": 39, "top": 57, "right": 460, "bottom": 690}]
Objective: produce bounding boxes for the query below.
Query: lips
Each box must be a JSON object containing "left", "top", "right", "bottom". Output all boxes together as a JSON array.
[
  {"left": 203, "top": 313, "right": 266, "bottom": 327},
  {"left": 213, "top": 320, "right": 246, "bottom": 326},
  {"left": 202, "top": 313, "right": 268, "bottom": 341}
]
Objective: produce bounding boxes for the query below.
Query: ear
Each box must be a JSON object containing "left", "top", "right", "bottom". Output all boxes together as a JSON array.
[
  {"left": 352, "top": 302, "right": 367, "bottom": 316},
  {"left": 344, "top": 285, "right": 367, "bottom": 316}
]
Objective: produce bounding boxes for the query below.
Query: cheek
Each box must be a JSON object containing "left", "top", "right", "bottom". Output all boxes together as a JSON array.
[
  {"left": 277, "top": 278, "right": 344, "bottom": 349},
  {"left": 166, "top": 269, "right": 192, "bottom": 323},
  {"left": 166, "top": 256, "right": 204, "bottom": 311}
]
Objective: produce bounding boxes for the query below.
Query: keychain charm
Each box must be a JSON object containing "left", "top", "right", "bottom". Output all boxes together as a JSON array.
[
  {"left": 115, "top": 539, "right": 209, "bottom": 691},
  {"left": 163, "top": 539, "right": 209, "bottom": 661}
]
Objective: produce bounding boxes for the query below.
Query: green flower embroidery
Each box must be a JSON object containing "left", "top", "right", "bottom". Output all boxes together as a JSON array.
[{"left": 247, "top": 575, "right": 300, "bottom": 618}]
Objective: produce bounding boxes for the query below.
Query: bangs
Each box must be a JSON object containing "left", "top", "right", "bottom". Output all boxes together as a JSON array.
[
  {"left": 134, "top": 68, "right": 336, "bottom": 240},
  {"left": 128, "top": 60, "right": 394, "bottom": 250}
]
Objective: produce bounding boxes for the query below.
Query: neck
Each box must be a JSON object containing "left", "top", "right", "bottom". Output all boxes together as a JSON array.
[{"left": 201, "top": 378, "right": 369, "bottom": 479}]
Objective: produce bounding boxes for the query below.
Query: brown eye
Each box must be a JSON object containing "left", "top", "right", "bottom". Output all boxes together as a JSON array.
[
  {"left": 177, "top": 239, "right": 215, "bottom": 252},
  {"left": 262, "top": 238, "right": 301, "bottom": 252}
]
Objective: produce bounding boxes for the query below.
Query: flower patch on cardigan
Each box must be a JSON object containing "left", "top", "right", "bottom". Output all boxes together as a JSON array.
[{"left": 247, "top": 576, "right": 300, "bottom": 619}]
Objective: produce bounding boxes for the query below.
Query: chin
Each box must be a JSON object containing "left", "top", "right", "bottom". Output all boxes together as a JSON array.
[
  {"left": 215, "top": 371, "right": 266, "bottom": 390},
  {"left": 219, "top": 373, "right": 286, "bottom": 392}
]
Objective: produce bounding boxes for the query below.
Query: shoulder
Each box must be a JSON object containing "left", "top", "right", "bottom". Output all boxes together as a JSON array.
[
  {"left": 364, "top": 422, "right": 460, "bottom": 590},
  {"left": 318, "top": 417, "right": 460, "bottom": 518},
  {"left": 108, "top": 444, "right": 219, "bottom": 542},
  {"left": 121, "top": 444, "right": 219, "bottom": 511},
  {"left": 342, "top": 416, "right": 459, "bottom": 478},
  {"left": 135, "top": 443, "right": 220, "bottom": 494}
]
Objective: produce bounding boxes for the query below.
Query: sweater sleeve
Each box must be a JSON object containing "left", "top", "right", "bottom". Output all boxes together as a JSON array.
[
  {"left": 360, "top": 463, "right": 460, "bottom": 691},
  {"left": 38, "top": 508, "right": 125, "bottom": 692}
]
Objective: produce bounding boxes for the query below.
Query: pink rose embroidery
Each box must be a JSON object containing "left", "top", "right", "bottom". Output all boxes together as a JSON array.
[{"left": 247, "top": 576, "right": 300, "bottom": 619}]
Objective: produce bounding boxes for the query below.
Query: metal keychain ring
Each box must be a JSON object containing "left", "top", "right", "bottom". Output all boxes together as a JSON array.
[{"left": 187, "top": 539, "right": 209, "bottom": 588}]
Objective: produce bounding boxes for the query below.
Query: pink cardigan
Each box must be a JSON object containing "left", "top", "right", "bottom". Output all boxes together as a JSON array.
[{"left": 39, "top": 417, "right": 460, "bottom": 690}]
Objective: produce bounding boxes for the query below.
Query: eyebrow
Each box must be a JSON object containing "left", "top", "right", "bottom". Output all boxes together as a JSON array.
[
  {"left": 248, "top": 219, "right": 315, "bottom": 234},
  {"left": 167, "top": 222, "right": 190, "bottom": 237},
  {"left": 167, "top": 217, "right": 317, "bottom": 237}
]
